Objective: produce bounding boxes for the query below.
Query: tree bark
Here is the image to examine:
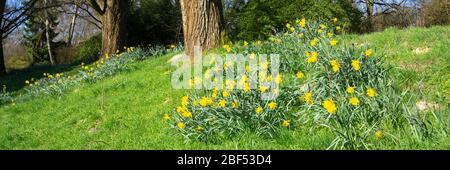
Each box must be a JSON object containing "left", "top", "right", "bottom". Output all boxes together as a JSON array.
[
  {"left": 180, "top": 0, "right": 224, "bottom": 59},
  {"left": 0, "top": 0, "right": 6, "bottom": 76},
  {"left": 88, "top": 0, "right": 129, "bottom": 58},
  {"left": 67, "top": 0, "right": 79, "bottom": 46},
  {"left": 45, "top": 0, "right": 55, "bottom": 65},
  {"left": 366, "top": 0, "right": 374, "bottom": 32},
  {"left": 0, "top": 38, "right": 5, "bottom": 76}
]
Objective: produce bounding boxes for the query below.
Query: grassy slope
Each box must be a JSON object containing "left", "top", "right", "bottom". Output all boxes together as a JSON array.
[
  {"left": 343, "top": 26, "right": 450, "bottom": 102},
  {"left": 0, "top": 26, "right": 449, "bottom": 149}
]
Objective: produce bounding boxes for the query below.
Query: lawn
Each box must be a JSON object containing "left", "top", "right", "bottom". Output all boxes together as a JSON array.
[{"left": 0, "top": 25, "right": 449, "bottom": 149}]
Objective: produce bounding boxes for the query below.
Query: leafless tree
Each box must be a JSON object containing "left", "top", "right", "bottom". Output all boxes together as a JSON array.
[{"left": 1, "top": 0, "right": 39, "bottom": 75}]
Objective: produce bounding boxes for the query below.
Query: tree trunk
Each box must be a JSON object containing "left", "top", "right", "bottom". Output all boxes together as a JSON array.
[
  {"left": 44, "top": 0, "right": 55, "bottom": 65},
  {"left": 0, "top": 0, "right": 6, "bottom": 76},
  {"left": 67, "top": 0, "right": 79, "bottom": 46},
  {"left": 180, "top": 0, "right": 224, "bottom": 59},
  {"left": 0, "top": 39, "right": 5, "bottom": 76},
  {"left": 100, "top": 0, "right": 129, "bottom": 58},
  {"left": 366, "top": 0, "right": 374, "bottom": 32}
]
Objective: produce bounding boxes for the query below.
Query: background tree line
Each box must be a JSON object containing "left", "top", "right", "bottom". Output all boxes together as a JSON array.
[{"left": 0, "top": 0, "right": 449, "bottom": 76}]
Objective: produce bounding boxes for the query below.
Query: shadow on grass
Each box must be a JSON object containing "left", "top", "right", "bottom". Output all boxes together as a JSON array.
[{"left": 1, "top": 59, "right": 97, "bottom": 93}]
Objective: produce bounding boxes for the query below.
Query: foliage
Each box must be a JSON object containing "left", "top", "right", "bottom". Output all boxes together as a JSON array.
[
  {"left": 22, "top": 0, "right": 60, "bottom": 64},
  {"left": 224, "top": 0, "right": 362, "bottom": 41},
  {"left": 76, "top": 34, "right": 101, "bottom": 63},
  {"left": 128, "top": 0, "right": 182, "bottom": 46},
  {"left": 1, "top": 25, "right": 449, "bottom": 150},
  {"left": 421, "top": 0, "right": 450, "bottom": 27},
  {"left": 165, "top": 19, "right": 448, "bottom": 149}
]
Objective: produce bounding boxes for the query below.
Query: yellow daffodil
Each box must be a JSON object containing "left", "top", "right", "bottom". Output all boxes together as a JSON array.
[
  {"left": 327, "top": 32, "right": 333, "bottom": 38},
  {"left": 181, "top": 95, "right": 189, "bottom": 106},
  {"left": 365, "top": 49, "right": 372, "bottom": 57},
  {"left": 199, "top": 96, "right": 213, "bottom": 107},
  {"left": 243, "top": 82, "right": 250, "bottom": 93},
  {"left": 268, "top": 101, "right": 277, "bottom": 110},
  {"left": 163, "top": 113, "right": 170, "bottom": 121},
  {"left": 232, "top": 100, "right": 239, "bottom": 108},
  {"left": 346, "top": 86, "right": 355, "bottom": 94},
  {"left": 218, "top": 99, "right": 227, "bottom": 107},
  {"left": 307, "top": 51, "right": 318, "bottom": 63},
  {"left": 181, "top": 110, "right": 192, "bottom": 118},
  {"left": 196, "top": 126, "right": 204, "bottom": 132},
  {"left": 330, "top": 39, "right": 338, "bottom": 47},
  {"left": 349, "top": 97, "right": 360, "bottom": 106},
  {"left": 320, "top": 24, "right": 326, "bottom": 29},
  {"left": 367, "top": 88, "right": 377, "bottom": 97},
  {"left": 255, "top": 106, "right": 263, "bottom": 115},
  {"left": 266, "top": 75, "right": 273, "bottom": 82},
  {"left": 275, "top": 74, "right": 283, "bottom": 84},
  {"left": 296, "top": 71, "right": 305, "bottom": 79},
  {"left": 352, "top": 60, "right": 361, "bottom": 71},
  {"left": 177, "top": 122, "right": 185, "bottom": 129},
  {"left": 259, "top": 86, "right": 268, "bottom": 93},
  {"left": 245, "top": 65, "right": 251, "bottom": 73},
  {"left": 299, "top": 18, "right": 306, "bottom": 28},
  {"left": 302, "top": 92, "right": 314, "bottom": 105},
  {"left": 375, "top": 130, "right": 384, "bottom": 139},
  {"left": 330, "top": 59, "right": 340, "bottom": 72},
  {"left": 282, "top": 120, "right": 290, "bottom": 127},
  {"left": 223, "top": 44, "right": 232, "bottom": 52},
  {"left": 226, "top": 79, "right": 236, "bottom": 90},
  {"left": 310, "top": 38, "right": 319, "bottom": 47},
  {"left": 322, "top": 98, "right": 337, "bottom": 114},
  {"left": 222, "top": 90, "right": 229, "bottom": 97}
]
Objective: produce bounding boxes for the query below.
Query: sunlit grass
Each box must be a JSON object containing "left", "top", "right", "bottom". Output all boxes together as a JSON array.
[{"left": 0, "top": 25, "right": 449, "bottom": 149}]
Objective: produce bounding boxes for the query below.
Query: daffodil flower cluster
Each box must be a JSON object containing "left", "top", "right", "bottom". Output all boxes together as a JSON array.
[{"left": 167, "top": 18, "right": 402, "bottom": 149}]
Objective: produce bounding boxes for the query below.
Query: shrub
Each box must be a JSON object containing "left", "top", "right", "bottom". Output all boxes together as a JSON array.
[
  {"left": 225, "top": 0, "right": 362, "bottom": 41},
  {"left": 421, "top": 0, "right": 450, "bottom": 27},
  {"left": 76, "top": 34, "right": 101, "bottom": 63},
  {"left": 128, "top": 0, "right": 182, "bottom": 46}
]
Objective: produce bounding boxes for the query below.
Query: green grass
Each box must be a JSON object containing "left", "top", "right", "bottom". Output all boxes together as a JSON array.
[
  {"left": 1, "top": 25, "right": 449, "bottom": 149},
  {"left": 342, "top": 26, "right": 450, "bottom": 102}
]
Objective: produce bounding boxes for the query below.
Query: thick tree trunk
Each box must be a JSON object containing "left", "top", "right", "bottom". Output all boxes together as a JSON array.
[
  {"left": 180, "top": 0, "right": 224, "bottom": 59},
  {"left": 100, "top": 0, "right": 129, "bottom": 58},
  {"left": 0, "top": 0, "right": 6, "bottom": 76}
]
